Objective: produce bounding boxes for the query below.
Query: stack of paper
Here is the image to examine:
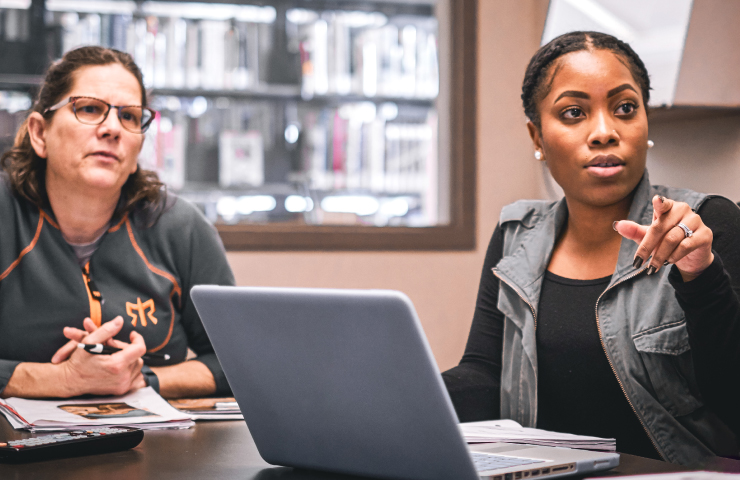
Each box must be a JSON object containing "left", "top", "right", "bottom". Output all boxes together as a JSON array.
[
  {"left": 168, "top": 397, "right": 243, "bottom": 421},
  {"left": 585, "top": 474, "right": 740, "bottom": 480},
  {"left": 460, "top": 419, "right": 616, "bottom": 452},
  {"left": 0, "top": 387, "right": 194, "bottom": 432}
]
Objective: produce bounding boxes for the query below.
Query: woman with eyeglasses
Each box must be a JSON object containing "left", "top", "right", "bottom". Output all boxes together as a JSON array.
[
  {"left": 0, "top": 46, "right": 234, "bottom": 399},
  {"left": 443, "top": 32, "right": 740, "bottom": 463}
]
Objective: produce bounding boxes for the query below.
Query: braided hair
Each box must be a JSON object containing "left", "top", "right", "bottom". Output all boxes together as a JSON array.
[{"left": 521, "top": 31, "right": 651, "bottom": 129}]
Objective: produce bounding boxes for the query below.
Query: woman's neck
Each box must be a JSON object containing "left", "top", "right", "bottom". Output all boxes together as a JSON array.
[
  {"left": 46, "top": 178, "right": 119, "bottom": 245},
  {"left": 564, "top": 196, "right": 632, "bottom": 248},
  {"left": 547, "top": 194, "right": 634, "bottom": 280}
]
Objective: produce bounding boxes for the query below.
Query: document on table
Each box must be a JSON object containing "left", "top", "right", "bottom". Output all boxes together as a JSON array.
[
  {"left": 459, "top": 419, "right": 616, "bottom": 452},
  {"left": 0, "top": 387, "right": 194, "bottom": 432},
  {"left": 167, "top": 397, "right": 244, "bottom": 421},
  {"left": 586, "top": 473, "right": 740, "bottom": 479}
]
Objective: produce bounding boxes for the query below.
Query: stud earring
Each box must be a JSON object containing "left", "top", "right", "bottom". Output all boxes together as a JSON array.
[
  {"left": 647, "top": 140, "right": 654, "bottom": 149},
  {"left": 534, "top": 151, "right": 542, "bottom": 160}
]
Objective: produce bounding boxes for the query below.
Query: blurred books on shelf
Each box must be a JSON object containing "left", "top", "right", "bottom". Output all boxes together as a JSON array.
[
  {"left": 1, "top": 7, "right": 30, "bottom": 42},
  {"left": 140, "top": 115, "right": 187, "bottom": 190},
  {"left": 45, "top": 2, "right": 438, "bottom": 99},
  {"left": 139, "top": 95, "right": 438, "bottom": 227},
  {"left": 0, "top": 91, "right": 32, "bottom": 156},
  {"left": 0, "top": 0, "right": 445, "bottom": 230},
  {"left": 291, "top": 8, "right": 438, "bottom": 100},
  {"left": 49, "top": 1, "right": 275, "bottom": 90},
  {"left": 219, "top": 130, "right": 265, "bottom": 188}
]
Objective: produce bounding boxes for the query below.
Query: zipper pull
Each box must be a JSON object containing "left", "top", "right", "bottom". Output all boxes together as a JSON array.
[{"left": 83, "top": 269, "right": 105, "bottom": 305}]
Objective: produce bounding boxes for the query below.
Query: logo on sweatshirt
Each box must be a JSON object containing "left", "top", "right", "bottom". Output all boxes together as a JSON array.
[{"left": 126, "top": 298, "right": 158, "bottom": 327}]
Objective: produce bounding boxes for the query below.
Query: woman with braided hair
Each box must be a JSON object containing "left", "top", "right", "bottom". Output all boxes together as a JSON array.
[{"left": 442, "top": 31, "right": 740, "bottom": 463}]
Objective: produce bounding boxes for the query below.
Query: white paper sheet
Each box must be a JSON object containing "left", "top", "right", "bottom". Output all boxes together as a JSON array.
[
  {"left": 459, "top": 419, "right": 616, "bottom": 452},
  {"left": 586, "top": 473, "right": 740, "bottom": 480},
  {"left": 0, "top": 387, "right": 194, "bottom": 432}
]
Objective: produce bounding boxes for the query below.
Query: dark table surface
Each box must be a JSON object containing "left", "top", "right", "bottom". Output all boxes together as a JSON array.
[{"left": 0, "top": 418, "right": 738, "bottom": 480}]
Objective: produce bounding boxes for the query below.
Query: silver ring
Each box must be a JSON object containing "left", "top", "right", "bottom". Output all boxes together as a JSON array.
[{"left": 677, "top": 222, "right": 693, "bottom": 238}]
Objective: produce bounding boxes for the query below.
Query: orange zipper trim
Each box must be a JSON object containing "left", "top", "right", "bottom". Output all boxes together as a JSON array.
[
  {"left": 107, "top": 215, "right": 127, "bottom": 233},
  {"left": 125, "top": 217, "right": 180, "bottom": 352},
  {"left": 39, "top": 210, "right": 59, "bottom": 230},
  {"left": 1, "top": 213, "right": 44, "bottom": 281},
  {"left": 595, "top": 266, "right": 665, "bottom": 460},
  {"left": 82, "top": 263, "right": 102, "bottom": 327}
]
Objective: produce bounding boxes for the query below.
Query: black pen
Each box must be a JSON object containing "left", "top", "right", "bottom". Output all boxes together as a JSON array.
[{"left": 77, "top": 343, "right": 171, "bottom": 361}]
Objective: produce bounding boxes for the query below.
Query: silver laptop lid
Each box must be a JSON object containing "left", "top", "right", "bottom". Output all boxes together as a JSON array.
[{"left": 191, "top": 286, "right": 480, "bottom": 480}]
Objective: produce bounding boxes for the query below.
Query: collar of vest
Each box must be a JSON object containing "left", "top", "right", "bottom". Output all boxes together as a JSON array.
[{"left": 494, "top": 170, "right": 708, "bottom": 304}]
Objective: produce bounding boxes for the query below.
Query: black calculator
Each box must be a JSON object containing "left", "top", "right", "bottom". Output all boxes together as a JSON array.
[{"left": 0, "top": 426, "right": 144, "bottom": 463}]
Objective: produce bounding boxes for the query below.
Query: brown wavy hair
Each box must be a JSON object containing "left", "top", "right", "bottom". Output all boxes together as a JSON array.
[{"left": 0, "top": 46, "right": 164, "bottom": 222}]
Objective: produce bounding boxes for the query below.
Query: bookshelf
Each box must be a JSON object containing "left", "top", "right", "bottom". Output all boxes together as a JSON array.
[{"left": 0, "top": 0, "right": 476, "bottom": 250}]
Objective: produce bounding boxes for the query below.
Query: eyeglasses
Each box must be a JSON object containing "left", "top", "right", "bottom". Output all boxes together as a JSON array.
[{"left": 44, "top": 96, "right": 157, "bottom": 134}]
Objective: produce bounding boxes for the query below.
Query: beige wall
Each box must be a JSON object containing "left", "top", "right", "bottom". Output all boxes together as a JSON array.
[
  {"left": 646, "top": 113, "right": 740, "bottom": 201},
  {"left": 226, "top": 0, "right": 550, "bottom": 371}
]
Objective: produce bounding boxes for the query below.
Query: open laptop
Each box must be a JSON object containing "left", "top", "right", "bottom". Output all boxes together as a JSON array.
[{"left": 191, "top": 286, "right": 619, "bottom": 480}]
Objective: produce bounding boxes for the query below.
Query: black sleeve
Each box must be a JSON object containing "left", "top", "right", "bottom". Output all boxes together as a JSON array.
[
  {"left": 0, "top": 178, "right": 21, "bottom": 395},
  {"left": 441, "top": 224, "right": 505, "bottom": 422},
  {"left": 0, "top": 360, "right": 20, "bottom": 396},
  {"left": 177, "top": 204, "right": 236, "bottom": 396},
  {"left": 668, "top": 196, "right": 740, "bottom": 433}
]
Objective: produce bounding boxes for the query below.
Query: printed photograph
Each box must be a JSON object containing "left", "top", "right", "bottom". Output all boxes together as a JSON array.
[{"left": 59, "top": 402, "right": 158, "bottom": 419}]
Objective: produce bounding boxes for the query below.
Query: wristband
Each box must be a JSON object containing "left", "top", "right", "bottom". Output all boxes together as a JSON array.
[{"left": 141, "top": 365, "right": 160, "bottom": 394}]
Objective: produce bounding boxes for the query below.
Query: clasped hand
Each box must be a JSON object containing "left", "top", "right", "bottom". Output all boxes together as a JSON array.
[
  {"left": 614, "top": 195, "right": 714, "bottom": 282},
  {"left": 50, "top": 316, "right": 147, "bottom": 397}
]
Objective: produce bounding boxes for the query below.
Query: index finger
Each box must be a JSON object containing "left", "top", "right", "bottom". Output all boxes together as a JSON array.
[
  {"left": 111, "top": 330, "right": 147, "bottom": 364},
  {"left": 63, "top": 326, "right": 89, "bottom": 342},
  {"left": 82, "top": 316, "right": 124, "bottom": 345},
  {"left": 82, "top": 317, "right": 99, "bottom": 334},
  {"left": 634, "top": 197, "right": 688, "bottom": 265},
  {"left": 52, "top": 337, "right": 82, "bottom": 364}
]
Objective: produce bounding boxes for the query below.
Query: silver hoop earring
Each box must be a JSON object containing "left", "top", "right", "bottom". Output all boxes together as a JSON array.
[
  {"left": 647, "top": 140, "right": 654, "bottom": 149},
  {"left": 534, "top": 151, "right": 542, "bottom": 160}
]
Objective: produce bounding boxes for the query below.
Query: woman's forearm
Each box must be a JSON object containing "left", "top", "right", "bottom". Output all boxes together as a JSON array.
[
  {"left": 671, "top": 254, "right": 740, "bottom": 366},
  {"left": 150, "top": 360, "right": 216, "bottom": 399},
  {"left": 1, "top": 358, "right": 215, "bottom": 400},
  {"left": 670, "top": 254, "right": 740, "bottom": 432},
  {"left": 1, "top": 362, "right": 73, "bottom": 399}
]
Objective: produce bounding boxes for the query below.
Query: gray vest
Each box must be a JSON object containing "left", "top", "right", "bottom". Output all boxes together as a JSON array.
[{"left": 494, "top": 172, "right": 737, "bottom": 464}]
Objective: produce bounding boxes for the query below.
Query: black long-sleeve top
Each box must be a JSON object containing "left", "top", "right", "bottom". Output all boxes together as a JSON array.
[{"left": 442, "top": 196, "right": 740, "bottom": 457}]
